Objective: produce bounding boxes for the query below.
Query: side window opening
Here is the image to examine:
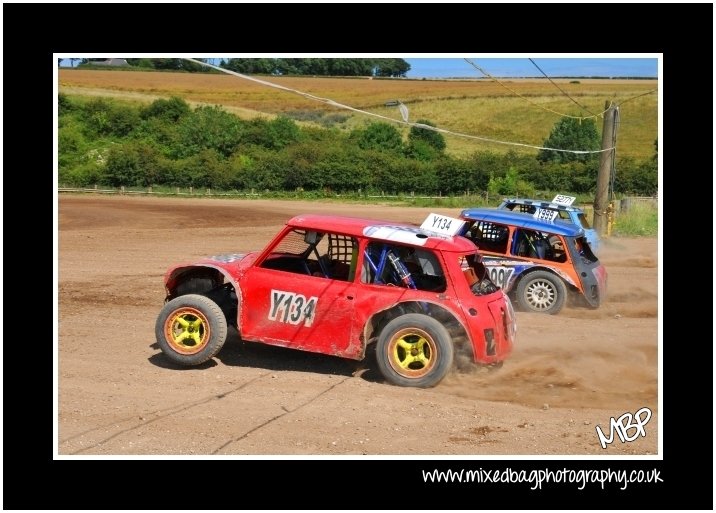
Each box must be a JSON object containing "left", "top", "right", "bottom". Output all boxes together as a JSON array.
[
  {"left": 572, "top": 236, "right": 598, "bottom": 264},
  {"left": 467, "top": 221, "right": 509, "bottom": 254},
  {"left": 459, "top": 253, "right": 498, "bottom": 296},
  {"left": 324, "top": 234, "right": 357, "bottom": 281},
  {"left": 577, "top": 212, "right": 592, "bottom": 229},
  {"left": 512, "top": 229, "right": 566, "bottom": 263},
  {"left": 260, "top": 229, "right": 357, "bottom": 281},
  {"left": 361, "top": 242, "right": 446, "bottom": 292}
]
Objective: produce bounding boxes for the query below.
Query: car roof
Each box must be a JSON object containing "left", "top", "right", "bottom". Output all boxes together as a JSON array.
[
  {"left": 460, "top": 208, "right": 584, "bottom": 237},
  {"left": 499, "top": 197, "right": 585, "bottom": 213},
  {"left": 287, "top": 214, "right": 476, "bottom": 252}
]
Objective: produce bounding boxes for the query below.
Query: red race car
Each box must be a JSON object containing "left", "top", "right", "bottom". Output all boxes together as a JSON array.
[{"left": 155, "top": 214, "right": 516, "bottom": 387}]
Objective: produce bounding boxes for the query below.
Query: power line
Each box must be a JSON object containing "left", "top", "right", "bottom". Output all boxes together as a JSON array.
[
  {"left": 464, "top": 58, "right": 608, "bottom": 120},
  {"left": 617, "top": 88, "right": 657, "bottom": 106},
  {"left": 185, "top": 58, "right": 614, "bottom": 156},
  {"left": 464, "top": 58, "right": 656, "bottom": 122},
  {"left": 528, "top": 58, "right": 597, "bottom": 116}
]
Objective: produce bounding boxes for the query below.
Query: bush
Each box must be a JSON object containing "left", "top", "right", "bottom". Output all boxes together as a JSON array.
[
  {"left": 487, "top": 167, "right": 535, "bottom": 197},
  {"left": 172, "top": 149, "right": 232, "bottom": 188},
  {"left": 174, "top": 105, "right": 244, "bottom": 158},
  {"left": 241, "top": 117, "right": 300, "bottom": 150},
  {"left": 59, "top": 124, "right": 86, "bottom": 154},
  {"left": 104, "top": 142, "right": 163, "bottom": 186},
  {"left": 434, "top": 155, "right": 486, "bottom": 195},
  {"left": 141, "top": 96, "right": 191, "bottom": 122},
  {"left": 80, "top": 98, "right": 141, "bottom": 138},
  {"left": 58, "top": 93, "right": 73, "bottom": 115},
  {"left": 405, "top": 139, "right": 440, "bottom": 161},
  {"left": 60, "top": 161, "right": 106, "bottom": 187},
  {"left": 354, "top": 122, "right": 404, "bottom": 152},
  {"left": 408, "top": 119, "right": 446, "bottom": 152},
  {"left": 265, "top": 116, "right": 301, "bottom": 149}
]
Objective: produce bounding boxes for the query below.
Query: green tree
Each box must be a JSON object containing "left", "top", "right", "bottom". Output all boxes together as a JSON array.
[
  {"left": 80, "top": 98, "right": 140, "bottom": 138},
  {"left": 223, "top": 58, "right": 278, "bottom": 74},
  {"left": 104, "top": 142, "right": 163, "bottom": 187},
  {"left": 408, "top": 119, "right": 446, "bottom": 152},
  {"left": 241, "top": 117, "right": 300, "bottom": 150},
  {"left": 141, "top": 96, "right": 191, "bottom": 122},
  {"left": 174, "top": 105, "right": 244, "bottom": 158},
  {"left": 355, "top": 122, "right": 404, "bottom": 152},
  {"left": 373, "top": 58, "right": 411, "bottom": 77},
  {"left": 487, "top": 167, "right": 535, "bottom": 197},
  {"left": 404, "top": 139, "right": 439, "bottom": 161},
  {"left": 537, "top": 117, "right": 600, "bottom": 164}
]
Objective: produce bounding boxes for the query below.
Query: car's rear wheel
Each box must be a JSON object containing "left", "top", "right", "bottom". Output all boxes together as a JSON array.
[
  {"left": 515, "top": 270, "right": 566, "bottom": 314},
  {"left": 155, "top": 294, "right": 227, "bottom": 366},
  {"left": 375, "top": 314, "right": 454, "bottom": 388}
]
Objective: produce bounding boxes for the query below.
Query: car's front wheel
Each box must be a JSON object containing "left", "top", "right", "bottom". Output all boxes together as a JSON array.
[
  {"left": 155, "top": 294, "right": 228, "bottom": 366},
  {"left": 375, "top": 314, "right": 454, "bottom": 387},
  {"left": 515, "top": 270, "right": 566, "bottom": 314}
]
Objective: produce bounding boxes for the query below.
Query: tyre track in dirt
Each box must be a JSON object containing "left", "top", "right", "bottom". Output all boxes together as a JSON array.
[
  {"left": 210, "top": 375, "right": 352, "bottom": 454},
  {"left": 62, "top": 373, "right": 270, "bottom": 454}
]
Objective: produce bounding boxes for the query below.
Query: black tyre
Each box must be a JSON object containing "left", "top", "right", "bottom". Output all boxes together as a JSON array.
[
  {"left": 375, "top": 313, "right": 454, "bottom": 388},
  {"left": 515, "top": 270, "right": 567, "bottom": 314},
  {"left": 155, "top": 294, "right": 228, "bottom": 366},
  {"left": 175, "top": 276, "right": 216, "bottom": 296}
]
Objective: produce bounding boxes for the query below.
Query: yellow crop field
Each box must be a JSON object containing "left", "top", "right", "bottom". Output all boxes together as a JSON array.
[{"left": 59, "top": 69, "right": 658, "bottom": 160}]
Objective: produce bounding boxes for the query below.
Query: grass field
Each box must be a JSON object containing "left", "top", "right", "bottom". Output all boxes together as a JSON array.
[{"left": 58, "top": 69, "right": 658, "bottom": 160}]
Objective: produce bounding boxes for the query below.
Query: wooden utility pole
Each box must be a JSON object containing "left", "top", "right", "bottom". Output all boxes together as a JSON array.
[{"left": 594, "top": 101, "right": 617, "bottom": 235}]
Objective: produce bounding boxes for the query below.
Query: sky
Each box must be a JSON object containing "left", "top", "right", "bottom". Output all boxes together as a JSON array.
[
  {"left": 404, "top": 57, "right": 658, "bottom": 78},
  {"left": 58, "top": 56, "right": 659, "bottom": 78}
]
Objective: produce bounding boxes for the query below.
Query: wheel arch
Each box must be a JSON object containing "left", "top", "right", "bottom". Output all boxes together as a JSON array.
[
  {"left": 511, "top": 265, "right": 577, "bottom": 293},
  {"left": 165, "top": 264, "right": 244, "bottom": 329},
  {"left": 361, "top": 300, "right": 473, "bottom": 362}
]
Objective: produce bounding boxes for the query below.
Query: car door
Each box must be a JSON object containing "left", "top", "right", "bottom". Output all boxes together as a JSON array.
[
  {"left": 240, "top": 266, "right": 359, "bottom": 357},
  {"left": 480, "top": 226, "right": 535, "bottom": 293}
]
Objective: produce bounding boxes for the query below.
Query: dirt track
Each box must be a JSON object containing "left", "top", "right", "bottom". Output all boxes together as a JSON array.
[{"left": 58, "top": 194, "right": 659, "bottom": 456}]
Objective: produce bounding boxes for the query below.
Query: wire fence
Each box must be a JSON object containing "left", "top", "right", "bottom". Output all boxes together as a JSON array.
[
  {"left": 619, "top": 196, "right": 657, "bottom": 212},
  {"left": 57, "top": 185, "right": 494, "bottom": 202},
  {"left": 58, "top": 186, "right": 651, "bottom": 214}
]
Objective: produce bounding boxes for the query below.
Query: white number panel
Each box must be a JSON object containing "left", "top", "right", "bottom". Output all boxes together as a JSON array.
[
  {"left": 551, "top": 194, "right": 576, "bottom": 206},
  {"left": 268, "top": 289, "right": 318, "bottom": 327},
  {"left": 420, "top": 213, "right": 466, "bottom": 236},
  {"left": 533, "top": 208, "right": 559, "bottom": 221}
]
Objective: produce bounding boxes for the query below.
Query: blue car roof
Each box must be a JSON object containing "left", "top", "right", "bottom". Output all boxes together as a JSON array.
[
  {"left": 499, "top": 198, "right": 585, "bottom": 213},
  {"left": 460, "top": 208, "right": 585, "bottom": 237}
]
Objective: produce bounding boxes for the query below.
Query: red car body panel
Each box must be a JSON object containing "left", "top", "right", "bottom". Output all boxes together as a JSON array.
[{"left": 162, "top": 215, "right": 515, "bottom": 364}]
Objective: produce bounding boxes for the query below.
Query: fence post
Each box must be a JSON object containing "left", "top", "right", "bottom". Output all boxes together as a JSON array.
[
  {"left": 120, "top": 186, "right": 125, "bottom": 195},
  {"left": 189, "top": 186, "right": 193, "bottom": 195},
  {"left": 206, "top": 188, "right": 211, "bottom": 196},
  {"left": 148, "top": 186, "right": 152, "bottom": 194}
]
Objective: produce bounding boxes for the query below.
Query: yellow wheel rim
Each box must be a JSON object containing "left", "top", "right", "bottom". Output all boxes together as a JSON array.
[
  {"left": 164, "top": 307, "right": 211, "bottom": 355},
  {"left": 386, "top": 327, "right": 437, "bottom": 378}
]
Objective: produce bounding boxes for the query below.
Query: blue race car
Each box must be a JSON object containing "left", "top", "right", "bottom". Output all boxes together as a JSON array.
[
  {"left": 497, "top": 197, "right": 600, "bottom": 254},
  {"left": 459, "top": 208, "right": 607, "bottom": 315}
]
